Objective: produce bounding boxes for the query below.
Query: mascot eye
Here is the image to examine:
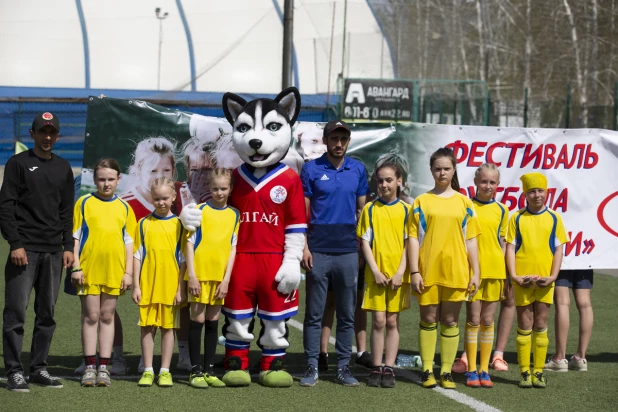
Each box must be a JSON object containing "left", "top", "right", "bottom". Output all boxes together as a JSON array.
[
  {"left": 267, "top": 122, "right": 282, "bottom": 132},
  {"left": 237, "top": 124, "right": 251, "bottom": 133}
]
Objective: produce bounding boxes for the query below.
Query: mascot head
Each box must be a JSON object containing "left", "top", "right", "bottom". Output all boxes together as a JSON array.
[{"left": 222, "top": 87, "right": 301, "bottom": 169}]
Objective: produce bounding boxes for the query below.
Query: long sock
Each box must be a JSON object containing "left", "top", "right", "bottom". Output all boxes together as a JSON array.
[
  {"left": 419, "top": 321, "right": 438, "bottom": 373},
  {"left": 516, "top": 328, "right": 532, "bottom": 374},
  {"left": 203, "top": 320, "right": 219, "bottom": 374},
  {"left": 112, "top": 346, "right": 123, "bottom": 359},
  {"left": 479, "top": 323, "right": 494, "bottom": 372},
  {"left": 464, "top": 323, "right": 479, "bottom": 372},
  {"left": 440, "top": 324, "right": 460, "bottom": 374},
  {"left": 178, "top": 340, "right": 190, "bottom": 359},
  {"left": 532, "top": 328, "right": 549, "bottom": 374},
  {"left": 189, "top": 320, "right": 204, "bottom": 371}
]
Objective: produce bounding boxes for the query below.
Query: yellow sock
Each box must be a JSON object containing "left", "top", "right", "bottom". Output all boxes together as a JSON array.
[
  {"left": 532, "top": 328, "right": 549, "bottom": 374},
  {"left": 464, "top": 323, "right": 479, "bottom": 372},
  {"left": 440, "top": 324, "right": 460, "bottom": 374},
  {"left": 419, "top": 321, "right": 437, "bottom": 372},
  {"left": 516, "top": 328, "right": 532, "bottom": 374},
  {"left": 479, "top": 323, "right": 495, "bottom": 372}
]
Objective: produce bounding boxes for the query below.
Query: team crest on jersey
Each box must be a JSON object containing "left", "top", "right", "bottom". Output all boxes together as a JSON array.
[
  {"left": 270, "top": 185, "right": 287, "bottom": 204},
  {"left": 42, "top": 112, "right": 53, "bottom": 120}
]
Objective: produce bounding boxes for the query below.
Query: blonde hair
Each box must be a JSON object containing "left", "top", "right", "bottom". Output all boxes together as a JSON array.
[
  {"left": 209, "top": 168, "right": 234, "bottom": 187},
  {"left": 128, "top": 137, "right": 177, "bottom": 179},
  {"left": 150, "top": 177, "right": 176, "bottom": 193},
  {"left": 474, "top": 163, "right": 501, "bottom": 180}
]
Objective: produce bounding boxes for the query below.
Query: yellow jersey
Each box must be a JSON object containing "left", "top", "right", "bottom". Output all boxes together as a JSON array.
[
  {"left": 134, "top": 214, "right": 185, "bottom": 305},
  {"left": 408, "top": 192, "right": 481, "bottom": 289},
  {"left": 73, "top": 193, "right": 137, "bottom": 288},
  {"left": 357, "top": 198, "right": 411, "bottom": 283},
  {"left": 186, "top": 202, "right": 240, "bottom": 282},
  {"left": 506, "top": 206, "right": 568, "bottom": 278},
  {"left": 472, "top": 198, "right": 508, "bottom": 280}
]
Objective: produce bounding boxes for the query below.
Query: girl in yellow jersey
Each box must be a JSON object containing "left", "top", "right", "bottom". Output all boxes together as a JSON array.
[
  {"left": 72, "top": 158, "right": 137, "bottom": 387},
  {"left": 408, "top": 147, "right": 481, "bottom": 390},
  {"left": 185, "top": 168, "right": 239, "bottom": 389},
  {"left": 461, "top": 163, "right": 508, "bottom": 389},
  {"left": 506, "top": 172, "right": 568, "bottom": 389},
  {"left": 357, "top": 160, "right": 410, "bottom": 389},
  {"left": 132, "top": 177, "right": 186, "bottom": 388}
]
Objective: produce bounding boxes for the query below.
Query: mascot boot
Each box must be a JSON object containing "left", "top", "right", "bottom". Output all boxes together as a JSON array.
[
  {"left": 222, "top": 356, "right": 251, "bottom": 387},
  {"left": 259, "top": 357, "right": 293, "bottom": 388}
]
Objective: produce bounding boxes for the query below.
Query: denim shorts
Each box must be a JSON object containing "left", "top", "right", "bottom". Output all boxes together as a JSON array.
[{"left": 555, "top": 269, "right": 593, "bottom": 289}]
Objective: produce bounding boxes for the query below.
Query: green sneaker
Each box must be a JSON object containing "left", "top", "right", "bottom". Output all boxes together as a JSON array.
[
  {"left": 532, "top": 372, "right": 547, "bottom": 388},
  {"left": 519, "top": 371, "right": 533, "bottom": 388},
  {"left": 204, "top": 373, "right": 226, "bottom": 388},
  {"left": 158, "top": 371, "right": 173, "bottom": 387},
  {"left": 138, "top": 371, "right": 155, "bottom": 387},
  {"left": 189, "top": 372, "right": 209, "bottom": 389}
]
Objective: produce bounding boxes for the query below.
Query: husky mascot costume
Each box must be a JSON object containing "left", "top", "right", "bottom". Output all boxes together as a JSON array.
[{"left": 180, "top": 87, "right": 306, "bottom": 387}]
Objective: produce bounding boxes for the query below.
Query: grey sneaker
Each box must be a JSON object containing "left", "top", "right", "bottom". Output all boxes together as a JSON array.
[
  {"left": 111, "top": 355, "right": 128, "bottom": 376},
  {"left": 96, "top": 368, "right": 112, "bottom": 387},
  {"left": 74, "top": 360, "right": 86, "bottom": 375},
  {"left": 29, "top": 370, "right": 63, "bottom": 388},
  {"left": 7, "top": 373, "right": 30, "bottom": 392},
  {"left": 299, "top": 366, "right": 318, "bottom": 387},
  {"left": 568, "top": 356, "right": 588, "bottom": 371},
  {"left": 544, "top": 357, "right": 568, "bottom": 372},
  {"left": 336, "top": 366, "right": 359, "bottom": 387},
  {"left": 81, "top": 368, "right": 97, "bottom": 387}
]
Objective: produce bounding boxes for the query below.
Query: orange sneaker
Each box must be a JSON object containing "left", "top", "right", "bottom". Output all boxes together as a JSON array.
[
  {"left": 490, "top": 357, "right": 508, "bottom": 372},
  {"left": 452, "top": 353, "right": 468, "bottom": 374},
  {"left": 479, "top": 371, "right": 494, "bottom": 388}
]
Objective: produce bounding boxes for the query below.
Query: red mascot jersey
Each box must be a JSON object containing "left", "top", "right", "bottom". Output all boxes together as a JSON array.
[{"left": 230, "top": 163, "right": 307, "bottom": 253}]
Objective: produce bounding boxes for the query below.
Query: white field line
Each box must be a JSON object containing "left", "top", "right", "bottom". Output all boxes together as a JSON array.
[{"left": 287, "top": 319, "right": 502, "bottom": 412}]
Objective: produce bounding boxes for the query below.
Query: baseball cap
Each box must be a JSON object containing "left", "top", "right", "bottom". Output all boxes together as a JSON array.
[
  {"left": 323, "top": 119, "right": 350, "bottom": 138},
  {"left": 32, "top": 112, "right": 60, "bottom": 132}
]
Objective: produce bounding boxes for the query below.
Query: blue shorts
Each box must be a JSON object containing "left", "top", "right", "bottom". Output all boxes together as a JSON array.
[{"left": 556, "top": 269, "right": 593, "bottom": 289}]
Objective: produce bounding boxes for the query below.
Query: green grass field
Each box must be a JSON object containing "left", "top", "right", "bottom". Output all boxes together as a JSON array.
[{"left": 1, "top": 238, "right": 616, "bottom": 411}]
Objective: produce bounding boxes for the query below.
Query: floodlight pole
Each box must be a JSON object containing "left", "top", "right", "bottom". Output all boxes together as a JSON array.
[
  {"left": 282, "top": 0, "right": 294, "bottom": 89},
  {"left": 156, "top": 7, "right": 169, "bottom": 91}
]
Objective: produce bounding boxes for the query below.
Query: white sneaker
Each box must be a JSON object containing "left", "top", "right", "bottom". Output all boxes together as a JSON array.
[
  {"left": 138, "top": 356, "right": 145, "bottom": 374},
  {"left": 74, "top": 360, "right": 86, "bottom": 375},
  {"left": 176, "top": 356, "right": 192, "bottom": 372},
  {"left": 544, "top": 357, "right": 568, "bottom": 372},
  {"left": 568, "top": 356, "right": 588, "bottom": 371},
  {"left": 110, "top": 355, "right": 129, "bottom": 376}
]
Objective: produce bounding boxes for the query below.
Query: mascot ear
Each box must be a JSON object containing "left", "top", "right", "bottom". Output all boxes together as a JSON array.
[
  {"left": 222, "top": 93, "right": 247, "bottom": 126},
  {"left": 274, "top": 87, "right": 301, "bottom": 126}
]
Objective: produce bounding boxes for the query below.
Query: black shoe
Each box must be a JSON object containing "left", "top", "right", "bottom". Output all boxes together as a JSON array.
[
  {"left": 29, "top": 370, "right": 63, "bottom": 388},
  {"left": 381, "top": 367, "right": 396, "bottom": 388},
  {"left": 7, "top": 373, "right": 30, "bottom": 392},
  {"left": 355, "top": 352, "right": 373, "bottom": 369},
  {"left": 367, "top": 366, "right": 382, "bottom": 387},
  {"left": 318, "top": 352, "right": 329, "bottom": 372}
]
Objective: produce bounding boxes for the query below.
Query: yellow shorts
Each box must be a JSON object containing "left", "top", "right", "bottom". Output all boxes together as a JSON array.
[
  {"left": 469, "top": 279, "right": 504, "bottom": 302},
  {"left": 513, "top": 283, "right": 554, "bottom": 306},
  {"left": 414, "top": 284, "right": 467, "bottom": 306},
  {"left": 138, "top": 303, "right": 180, "bottom": 329},
  {"left": 362, "top": 282, "right": 410, "bottom": 313},
  {"left": 188, "top": 281, "right": 224, "bottom": 306},
  {"left": 77, "top": 284, "right": 122, "bottom": 296}
]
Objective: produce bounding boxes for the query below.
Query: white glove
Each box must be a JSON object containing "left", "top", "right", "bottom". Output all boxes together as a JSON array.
[
  {"left": 179, "top": 203, "right": 202, "bottom": 231},
  {"left": 274, "top": 232, "right": 305, "bottom": 295}
]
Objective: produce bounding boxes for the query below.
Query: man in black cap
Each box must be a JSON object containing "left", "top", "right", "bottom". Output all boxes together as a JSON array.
[
  {"left": 0, "top": 112, "right": 74, "bottom": 392},
  {"left": 300, "top": 119, "right": 368, "bottom": 387}
]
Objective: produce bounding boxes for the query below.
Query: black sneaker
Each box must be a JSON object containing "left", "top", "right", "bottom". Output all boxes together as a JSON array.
[
  {"left": 7, "top": 373, "right": 30, "bottom": 392},
  {"left": 318, "top": 352, "right": 329, "bottom": 372},
  {"left": 367, "top": 366, "right": 382, "bottom": 387},
  {"left": 355, "top": 352, "right": 373, "bottom": 369},
  {"left": 381, "top": 367, "right": 396, "bottom": 388},
  {"left": 29, "top": 370, "right": 63, "bottom": 388}
]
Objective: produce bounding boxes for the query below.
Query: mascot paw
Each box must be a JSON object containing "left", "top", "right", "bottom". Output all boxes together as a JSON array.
[
  {"left": 179, "top": 203, "right": 202, "bottom": 231},
  {"left": 274, "top": 262, "right": 301, "bottom": 295},
  {"left": 259, "top": 370, "right": 293, "bottom": 388},
  {"left": 222, "top": 370, "right": 251, "bottom": 387}
]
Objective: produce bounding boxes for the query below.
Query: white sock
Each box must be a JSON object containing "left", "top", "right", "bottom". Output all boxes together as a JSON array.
[
  {"left": 113, "top": 346, "right": 123, "bottom": 359},
  {"left": 144, "top": 367, "right": 154, "bottom": 373},
  {"left": 356, "top": 351, "right": 365, "bottom": 358},
  {"left": 160, "top": 368, "right": 170, "bottom": 374},
  {"left": 493, "top": 350, "right": 504, "bottom": 358},
  {"left": 177, "top": 341, "right": 189, "bottom": 358},
  {"left": 99, "top": 364, "right": 108, "bottom": 370}
]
